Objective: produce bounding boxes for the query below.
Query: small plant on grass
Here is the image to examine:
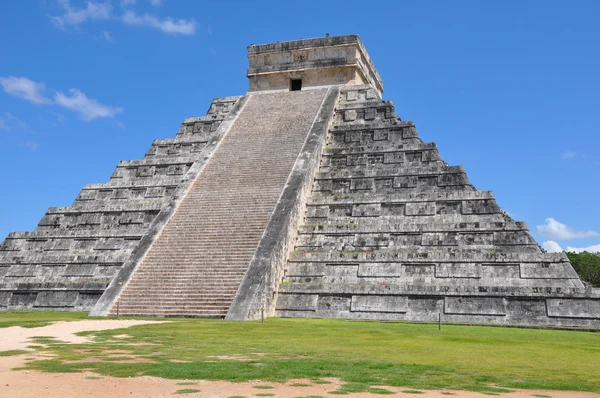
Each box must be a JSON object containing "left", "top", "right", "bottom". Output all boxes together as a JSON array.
[
  {"left": 0, "top": 350, "right": 28, "bottom": 356},
  {"left": 174, "top": 389, "right": 201, "bottom": 394}
]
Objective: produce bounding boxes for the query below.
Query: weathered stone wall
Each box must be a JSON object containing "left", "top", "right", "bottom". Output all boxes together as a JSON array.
[
  {"left": 0, "top": 97, "right": 240, "bottom": 311},
  {"left": 275, "top": 85, "right": 600, "bottom": 327}
]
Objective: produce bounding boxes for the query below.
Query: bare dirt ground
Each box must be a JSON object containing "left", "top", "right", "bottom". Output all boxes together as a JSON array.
[{"left": 0, "top": 320, "right": 597, "bottom": 398}]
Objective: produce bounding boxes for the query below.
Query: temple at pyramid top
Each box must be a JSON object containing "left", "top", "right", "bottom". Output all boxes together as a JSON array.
[{"left": 247, "top": 35, "right": 383, "bottom": 96}]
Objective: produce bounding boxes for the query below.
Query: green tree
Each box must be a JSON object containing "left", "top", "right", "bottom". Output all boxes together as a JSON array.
[{"left": 566, "top": 251, "right": 600, "bottom": 287}]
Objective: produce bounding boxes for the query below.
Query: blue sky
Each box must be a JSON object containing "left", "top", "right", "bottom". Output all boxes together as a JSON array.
[{"left": 1, "top": 0, "right": 599, "bottom": 253}]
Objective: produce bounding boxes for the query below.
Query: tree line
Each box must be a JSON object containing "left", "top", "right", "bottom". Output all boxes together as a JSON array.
[{"left": 566, "top": 252, "right": 600, "bottom": 287}]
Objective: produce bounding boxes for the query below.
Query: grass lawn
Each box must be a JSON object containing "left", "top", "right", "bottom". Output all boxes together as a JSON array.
[
  {"left": 2, "top": 312, "right": 600, "bottom": 394},
  {"left": 0, "top": 310, "right": 88, "bottom": 328}
]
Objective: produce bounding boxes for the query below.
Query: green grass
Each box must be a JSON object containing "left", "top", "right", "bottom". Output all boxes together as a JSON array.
[
  {"left": 9, "top": 314, "right": 600, "bottom": 394},
  {"left": 174, "top": 389, "right": 201, "bottom": 394},
  {"left": 0, "top": 311, "right": 89, "bottom": 328},
  {"left": 0, "top": 350, "right": 29, "bottom": 356}
]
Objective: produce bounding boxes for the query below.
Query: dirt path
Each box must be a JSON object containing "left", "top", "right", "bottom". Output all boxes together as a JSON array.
[
  {"left": 0, "top": 320, "right": 165, "bottom": 351},
  {"left": 0, "top": 320, "right": 597, "bottom": 397}
]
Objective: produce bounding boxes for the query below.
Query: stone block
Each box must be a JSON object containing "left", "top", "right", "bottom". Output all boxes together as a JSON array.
[
  {"left": 313, "top": 179, "right": 332, "bottom": 192},
  {"left": 436, "top": 201, "right": 461, "bottom": 215},
  {"left": 119, "top": 212, "right": 145, "bottom": 225},
  {"left": 344, "top": 110, "right": 357, "bottom": 122},
  {"left": 352, "top": 203, "right": 380, "bottom": 217},
  {"left": 6, "top": 265, "right": 40, "bottom": 277},
  {"left": 444, "top": 297, "right": 506, "bottom": 316},
  {"left": 438, "top": 173, "right": 469, "bottom": 186},
  {"left": 286, "top": 263, "right": 326, "bottom": 277},
  {"left": 403, "top": 264, "right": 435, "bottom": 276},
  {"left": 317, "top": 295, "right": 351, "bottom": 312},
  {"left": 9, "top": 293, "right": 37, "bottom": 308},
  {"left": 481, "top": 264, "right": 520, "bottom": 278},
  {"left": 112, "top": 189, "right": 129, "bottom": 200},
  {"left": 350, "top": 178, "right": 374, "bottom": 191},
  {"left": 494, "top": 231, "right": 534, "bottom": 246},
  {"left": 390, "top": 234, "right": 422, "bottom": 246},
  {"left": 373, "top": 130, "right": 389, "bottom": 141},
  {"left": 307, "top": 205, "right": 329, "bottom": 218},
  {"left": 0, "top": 292, "right": 12, "bottom": 307},
  {"left": 79, "top": 214, "right": 102, "bottom": 226},
  {"left": 405, "top": 202, "right": 435, "bottom": 216},
  {"left": 383, "top": 152, "right": 404, "bottom": 164},
  {"left": 366, "top": 154, "right": 384, "bottom": 165},
  {"left": 358, "top": 263, "right": 402, "bottom": 277},
  {"left": 462, "top": 199, "right": 499, "bottom": 214},
  {"left": 520, "top": 263, "right": 578, "bottom": 279},
  {"left": 364, "top": 107, "right": 377, "bottom": 120},
  {"left": 547, "top": 299, "right": 600, "bottom": 319},
  {"left": 354, "top": 234, "right": 389, "bottom": 247},
  {"left": 422, "top": 232, "right": 458, "bottom": 246},
  {"left": 346, "top": 154, "right": 366, "bottom": 166},
  {"left": 329, "top": 205, "right": 352, "bottom": 217},
  {"left": 418, "top": 176, "right": 438, "bottom": 188},
  {"left": 436, "top": 263, "right": 482, "bottom": 278},
  {"left": 393, "top": 176, "right": 417, "bottom": 188},
  {"left": 276, "top": 294, "right": 318, "bottom": 311},
  {"left": 351, "top": 295, "right": 408, "bottom": 313},
  {"left": 405, "top": 152, "right": 422, "bottom": 162},
  {"left": 35, "top": 292, "right": 79, "bottom": 307},
  {"left": 63, "top": 264, "right": 97, "bottom": 277},
  {"left": 77, "top": 190, "right": 97, "bottom": 201},
  {"left": 506, "top": 298, "right": 547, "bottom": 317},
  {"left": 323, "top": 264, "right": 359, "bottom": 284},
  {"left": 381, "top": 203, "right": 405, "bottom": 216},
  {"left": 331, "top": 179, "right": 350, "bottom": 192}
]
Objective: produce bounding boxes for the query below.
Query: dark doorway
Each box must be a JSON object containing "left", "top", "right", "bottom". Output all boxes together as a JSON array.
[{"left": 290, "top": 79, "right": 302, "bottom": 91}]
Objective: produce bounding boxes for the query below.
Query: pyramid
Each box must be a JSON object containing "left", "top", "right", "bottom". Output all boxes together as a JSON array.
[{"left": 1, "top": 35, "right": 598, "bottom": 327}]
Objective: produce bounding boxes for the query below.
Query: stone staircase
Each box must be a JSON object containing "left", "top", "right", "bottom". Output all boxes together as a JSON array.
[{"left": 110, "top": 89, "right": 329, "bottom": 317}]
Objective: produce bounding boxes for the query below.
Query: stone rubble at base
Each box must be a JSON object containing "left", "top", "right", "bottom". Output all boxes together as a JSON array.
[{"left": 1, "top": 35, "right": 599, "bottom": 327}]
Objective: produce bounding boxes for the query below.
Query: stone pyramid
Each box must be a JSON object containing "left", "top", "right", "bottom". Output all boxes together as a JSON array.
[{"left": 1, "top": 35, "right": 598, "bottom": 327}]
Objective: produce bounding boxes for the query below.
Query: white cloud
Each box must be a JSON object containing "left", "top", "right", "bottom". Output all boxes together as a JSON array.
[
  {"left": 122, "top": 11, "right": 196, "bottom": 35},
  {"left": 50, "top": 0, "right": 112, "bottom": 29},
  {"left": 120, "top": 0, "right": 136, "bottom": 7},
  {"left": 0, "top": 117, "right": 8, "bottom": 132},
  {"left": 561, "top": 151, "right": 576, "bottom": 160},
  {"left": 149, "top": 0, "right": 164, "bottom": 6},
  {"left": 0, "top": 75, "right": 121, "bottom": 122},
  {"left": 536, "top": 218, "right": 598, "bottom": 240},
  {"left": 1, "top": 112, "right": 29, "bottom": 131},
  {"left": 100, "top": 30, "right": 115, "bottom": 42},
  {"left": 19, "top": 141, "right": 41, "bottom": 151},
  {"left": 0, "top": 76, "right": 52, "bottom": 105},
  {"left": 565, "top": 243, "right": 600, "bottom": 253},
  {"left": 542, "top": 240, "right": 563, "bottom": 253},
  {"left": 54, "top": 89, "right": 122, "bottom": 120}
]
